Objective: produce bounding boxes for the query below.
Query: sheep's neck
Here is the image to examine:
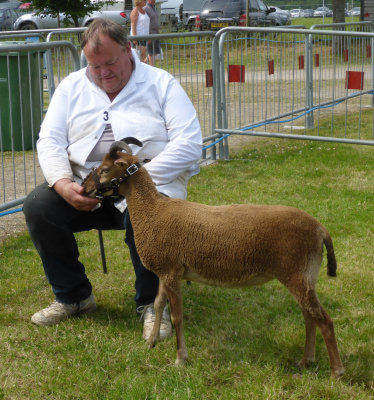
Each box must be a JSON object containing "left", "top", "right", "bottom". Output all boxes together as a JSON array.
[{"left": 120, "top": 168, "right": 162, "bottom": 215}]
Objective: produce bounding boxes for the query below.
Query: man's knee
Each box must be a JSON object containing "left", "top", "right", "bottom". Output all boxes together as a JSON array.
[{"left": 23, "top": 183, "right": 63, "bottom": 224}]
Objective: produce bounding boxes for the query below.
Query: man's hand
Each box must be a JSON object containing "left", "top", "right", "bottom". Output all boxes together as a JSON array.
[{"left": 53, "top": 178, "right": 100, "bottom": 211}]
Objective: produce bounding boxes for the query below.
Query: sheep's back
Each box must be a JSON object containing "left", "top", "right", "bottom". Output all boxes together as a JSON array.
[{"left": 134, "top": 201, "right": 326, "bottom": 286}]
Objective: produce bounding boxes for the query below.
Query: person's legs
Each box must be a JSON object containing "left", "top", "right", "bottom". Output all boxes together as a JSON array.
[
  {"left": 123, "top": 210, "right": 159, "bottom": 309},
  {"left": 146, "top": 40, "right": 160, "bottom": 66},
  {"left": 23, "top": 183, "right": 124, "bottom": 304}
]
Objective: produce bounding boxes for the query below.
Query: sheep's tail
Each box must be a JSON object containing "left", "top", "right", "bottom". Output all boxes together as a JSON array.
[{"left": 323, "top": 230, "right": 337, "bottom": 277}]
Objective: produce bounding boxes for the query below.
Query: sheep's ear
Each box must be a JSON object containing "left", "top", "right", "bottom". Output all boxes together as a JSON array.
[{"left": 114, "top": 158, "right": 128, "bottom": 170}]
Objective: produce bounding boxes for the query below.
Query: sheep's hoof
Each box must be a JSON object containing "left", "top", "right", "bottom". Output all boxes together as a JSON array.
[
  {"left": 146, "top": 337, "right": 157, "bottom": 349},
  {"left": 297, "top": 358, "right": 315, "bottom": 370},
  {"left": 174, "top": 358, "right": 186, "bottom": 367},
  {"left": 331, "top": 367, "right": 345, "bottom": 379}
]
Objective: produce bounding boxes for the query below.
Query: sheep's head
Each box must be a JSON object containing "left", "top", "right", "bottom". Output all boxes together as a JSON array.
[{"left": 82, "top": 137, "right": 142, "bottom": 199}]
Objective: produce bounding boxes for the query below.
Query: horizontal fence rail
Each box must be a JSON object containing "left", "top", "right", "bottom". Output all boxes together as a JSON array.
[{"left": 211, "top": 26, "right": 374, "bottom": 158}]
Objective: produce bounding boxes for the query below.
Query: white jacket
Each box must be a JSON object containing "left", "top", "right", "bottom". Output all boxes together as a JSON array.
[{"left": 37, "top": 51, "right": 202, "bottom": 211}]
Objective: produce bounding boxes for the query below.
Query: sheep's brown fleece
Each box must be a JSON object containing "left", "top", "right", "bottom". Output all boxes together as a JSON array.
[{"left": 82, "top": 150, "right": 344, "bottom": 378}]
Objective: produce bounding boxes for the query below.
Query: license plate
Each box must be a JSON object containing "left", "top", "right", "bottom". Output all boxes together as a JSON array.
[{"left": 211, "top": 22, "right": 229, "bottom": 28}]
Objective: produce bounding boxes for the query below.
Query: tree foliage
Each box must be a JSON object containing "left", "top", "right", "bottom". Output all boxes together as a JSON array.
[{"left": 30, "top": 0, "right": 114, "bottom": 27}]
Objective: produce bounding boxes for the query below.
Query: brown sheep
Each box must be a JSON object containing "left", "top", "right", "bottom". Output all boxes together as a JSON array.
[{"left": 82, "top": 138, "right": 344, "bottom": 378}]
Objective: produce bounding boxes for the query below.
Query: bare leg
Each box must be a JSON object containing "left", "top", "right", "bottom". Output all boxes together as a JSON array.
[
  {"left": 140, "top": 45, "right": 147, "bottom": 63},
  {"left": 148, "top": 54, "right": 154, "bottom": 66}
]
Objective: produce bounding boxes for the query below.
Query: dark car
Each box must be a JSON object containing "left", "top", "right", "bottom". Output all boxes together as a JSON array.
[
  {"left": 0, "top": 7, "right": 19, "bottom": 30},
  {"left": 196, "top": 0, "right": 275, "bottom": 30}
]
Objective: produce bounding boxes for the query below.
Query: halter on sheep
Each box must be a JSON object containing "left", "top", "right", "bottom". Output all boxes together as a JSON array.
[{"left": 82, "top": 137, "right": 344, "bottom": 378}]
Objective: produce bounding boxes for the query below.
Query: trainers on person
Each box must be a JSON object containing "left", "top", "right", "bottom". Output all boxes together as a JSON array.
[
  {"left": 137, "top": 303, "right": 172, "bottom": 341},
  {"left": 31, "top": 293, "right": 97, "bottom": 326}
]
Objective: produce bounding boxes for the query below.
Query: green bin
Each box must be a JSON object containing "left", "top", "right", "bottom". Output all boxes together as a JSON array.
[{"left": 0, "top": 41, "right": 44, "bottom": 151}]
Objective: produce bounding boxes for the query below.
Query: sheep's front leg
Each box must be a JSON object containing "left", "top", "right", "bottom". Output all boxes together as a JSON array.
[
  {"left": 164, "top": 280, "right": 187, "bottom": 365},
  {"left": 146, "top": 282, "right": 168, "bottom": 349}
]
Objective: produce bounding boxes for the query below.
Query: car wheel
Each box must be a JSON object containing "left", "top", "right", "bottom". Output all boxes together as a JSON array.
[{"left": 21, "top": 23, "right": 37, "bottom": 30}]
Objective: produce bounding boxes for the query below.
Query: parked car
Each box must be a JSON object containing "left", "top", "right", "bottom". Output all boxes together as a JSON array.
[
  {"left": 14, "top": 9, "right": 129, "bottom": 30},
  {"left": 290, "top": 8, "right": 303, "bottom": 18},
  {"left": 0, "top": 7, "right": 19, "bottom": 30},
  {"left": 313, "top": 6, "right": 332, "bottom": 17},
  {"left": 160, "top": 0, "right": 183, "bottom": 31},
  {"left": 348, "top": 7, "right": 360, "bottom": 16},
  {"left": 269, "top": 6, "right": 290, "bottom": 18},
  {"left": 196, "top": 0, "right": 275, "bottom": 31},
  {"left": 301, "top": 9, "right": 314, "bottom": 18},
  {"left": 266, "top": 6, "right": 291, "bottom": 26}
]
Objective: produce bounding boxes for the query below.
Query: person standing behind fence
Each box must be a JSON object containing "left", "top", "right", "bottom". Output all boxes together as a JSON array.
[
  {"left": 144, "top": 0, "right": 161, "bottom": 66},
  {"left": 130, "top": 0, "right": 150, "bottom": 63}
]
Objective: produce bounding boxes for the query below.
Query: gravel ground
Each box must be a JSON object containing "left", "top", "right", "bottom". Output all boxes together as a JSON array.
[
  {"left": 0, "top": 211, "right": 27, "bottom": 243},
  {"left": 0, "top": 153, "right": 43, "bottom": 244}
]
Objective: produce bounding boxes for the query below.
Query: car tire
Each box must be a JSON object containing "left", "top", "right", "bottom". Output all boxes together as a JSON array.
[{"left": 20, "top": 23, "right": 37, "bottom": 30}]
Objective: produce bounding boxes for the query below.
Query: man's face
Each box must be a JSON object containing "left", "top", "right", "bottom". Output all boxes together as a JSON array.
[{"left": 84, "top": 34, "right": 133, "bottom": 98}]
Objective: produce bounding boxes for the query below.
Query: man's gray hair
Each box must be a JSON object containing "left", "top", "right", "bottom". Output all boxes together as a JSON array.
[{"left": 81, "top": 18, "right": 129, "bottom": 51}]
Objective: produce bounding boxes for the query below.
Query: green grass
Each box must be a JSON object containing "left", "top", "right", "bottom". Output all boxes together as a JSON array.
[{"left": 1, "top": 138, "right": 374, "bottom": 399}]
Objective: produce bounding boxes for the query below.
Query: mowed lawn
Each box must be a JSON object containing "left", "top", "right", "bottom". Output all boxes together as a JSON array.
[{"left": 0, "top": 138, "right": 373, "bottom": 399}]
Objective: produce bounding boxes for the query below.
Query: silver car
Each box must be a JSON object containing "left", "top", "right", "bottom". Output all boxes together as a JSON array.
[{"left": 314, "top": 7, "right": 333, "bottom": 17}]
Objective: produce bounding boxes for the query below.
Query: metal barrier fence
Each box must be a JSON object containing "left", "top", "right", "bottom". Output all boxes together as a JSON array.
[
  {"left": 0, "top": 29, "right": 216, "bottom": 214},
  {"left": 0, "top": 40, "right": 80, "bottom": 213},
  {"left": 1, "top": 24, "right": 374, "bottom": 216},
  {"left": 210, "top": 25, "right": 374, "bottom": 158}
]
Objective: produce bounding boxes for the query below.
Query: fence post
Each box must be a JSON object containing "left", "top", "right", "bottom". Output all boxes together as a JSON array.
[
  {"left": 372, "top": 34, "right": 374, "bottom": 108},
  {"left": 305, "top": 32, "right": 314, "bottom": 129},
  {"left": 218, "top": 31, "right": 229, "bottom": 159}
]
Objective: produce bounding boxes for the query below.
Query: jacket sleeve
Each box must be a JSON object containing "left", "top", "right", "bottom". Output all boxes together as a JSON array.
[
  {"left": 144, "top": 77, "right": 202, "bottom": 185},
  {"left": 36, "top": 79, "right": 74, "bottom": 186}
]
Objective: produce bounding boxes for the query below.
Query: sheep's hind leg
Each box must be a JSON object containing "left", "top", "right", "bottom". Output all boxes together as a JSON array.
[
  {"left": 164, "top": 280, "right": 188, "bottom": 365},
  {"left": 298, "top": 308, "right": 317, "bottom": 369},
  {"left": 287, "top": 277, "right": 344, "bottom": 377},
  {"left": 146, "top": 281, "right": 168, "bottom": 349}
]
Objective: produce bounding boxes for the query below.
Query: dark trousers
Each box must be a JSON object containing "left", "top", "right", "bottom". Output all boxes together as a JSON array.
[{"left": 23, "top": 182, "right": 159, "bottom": 308}]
